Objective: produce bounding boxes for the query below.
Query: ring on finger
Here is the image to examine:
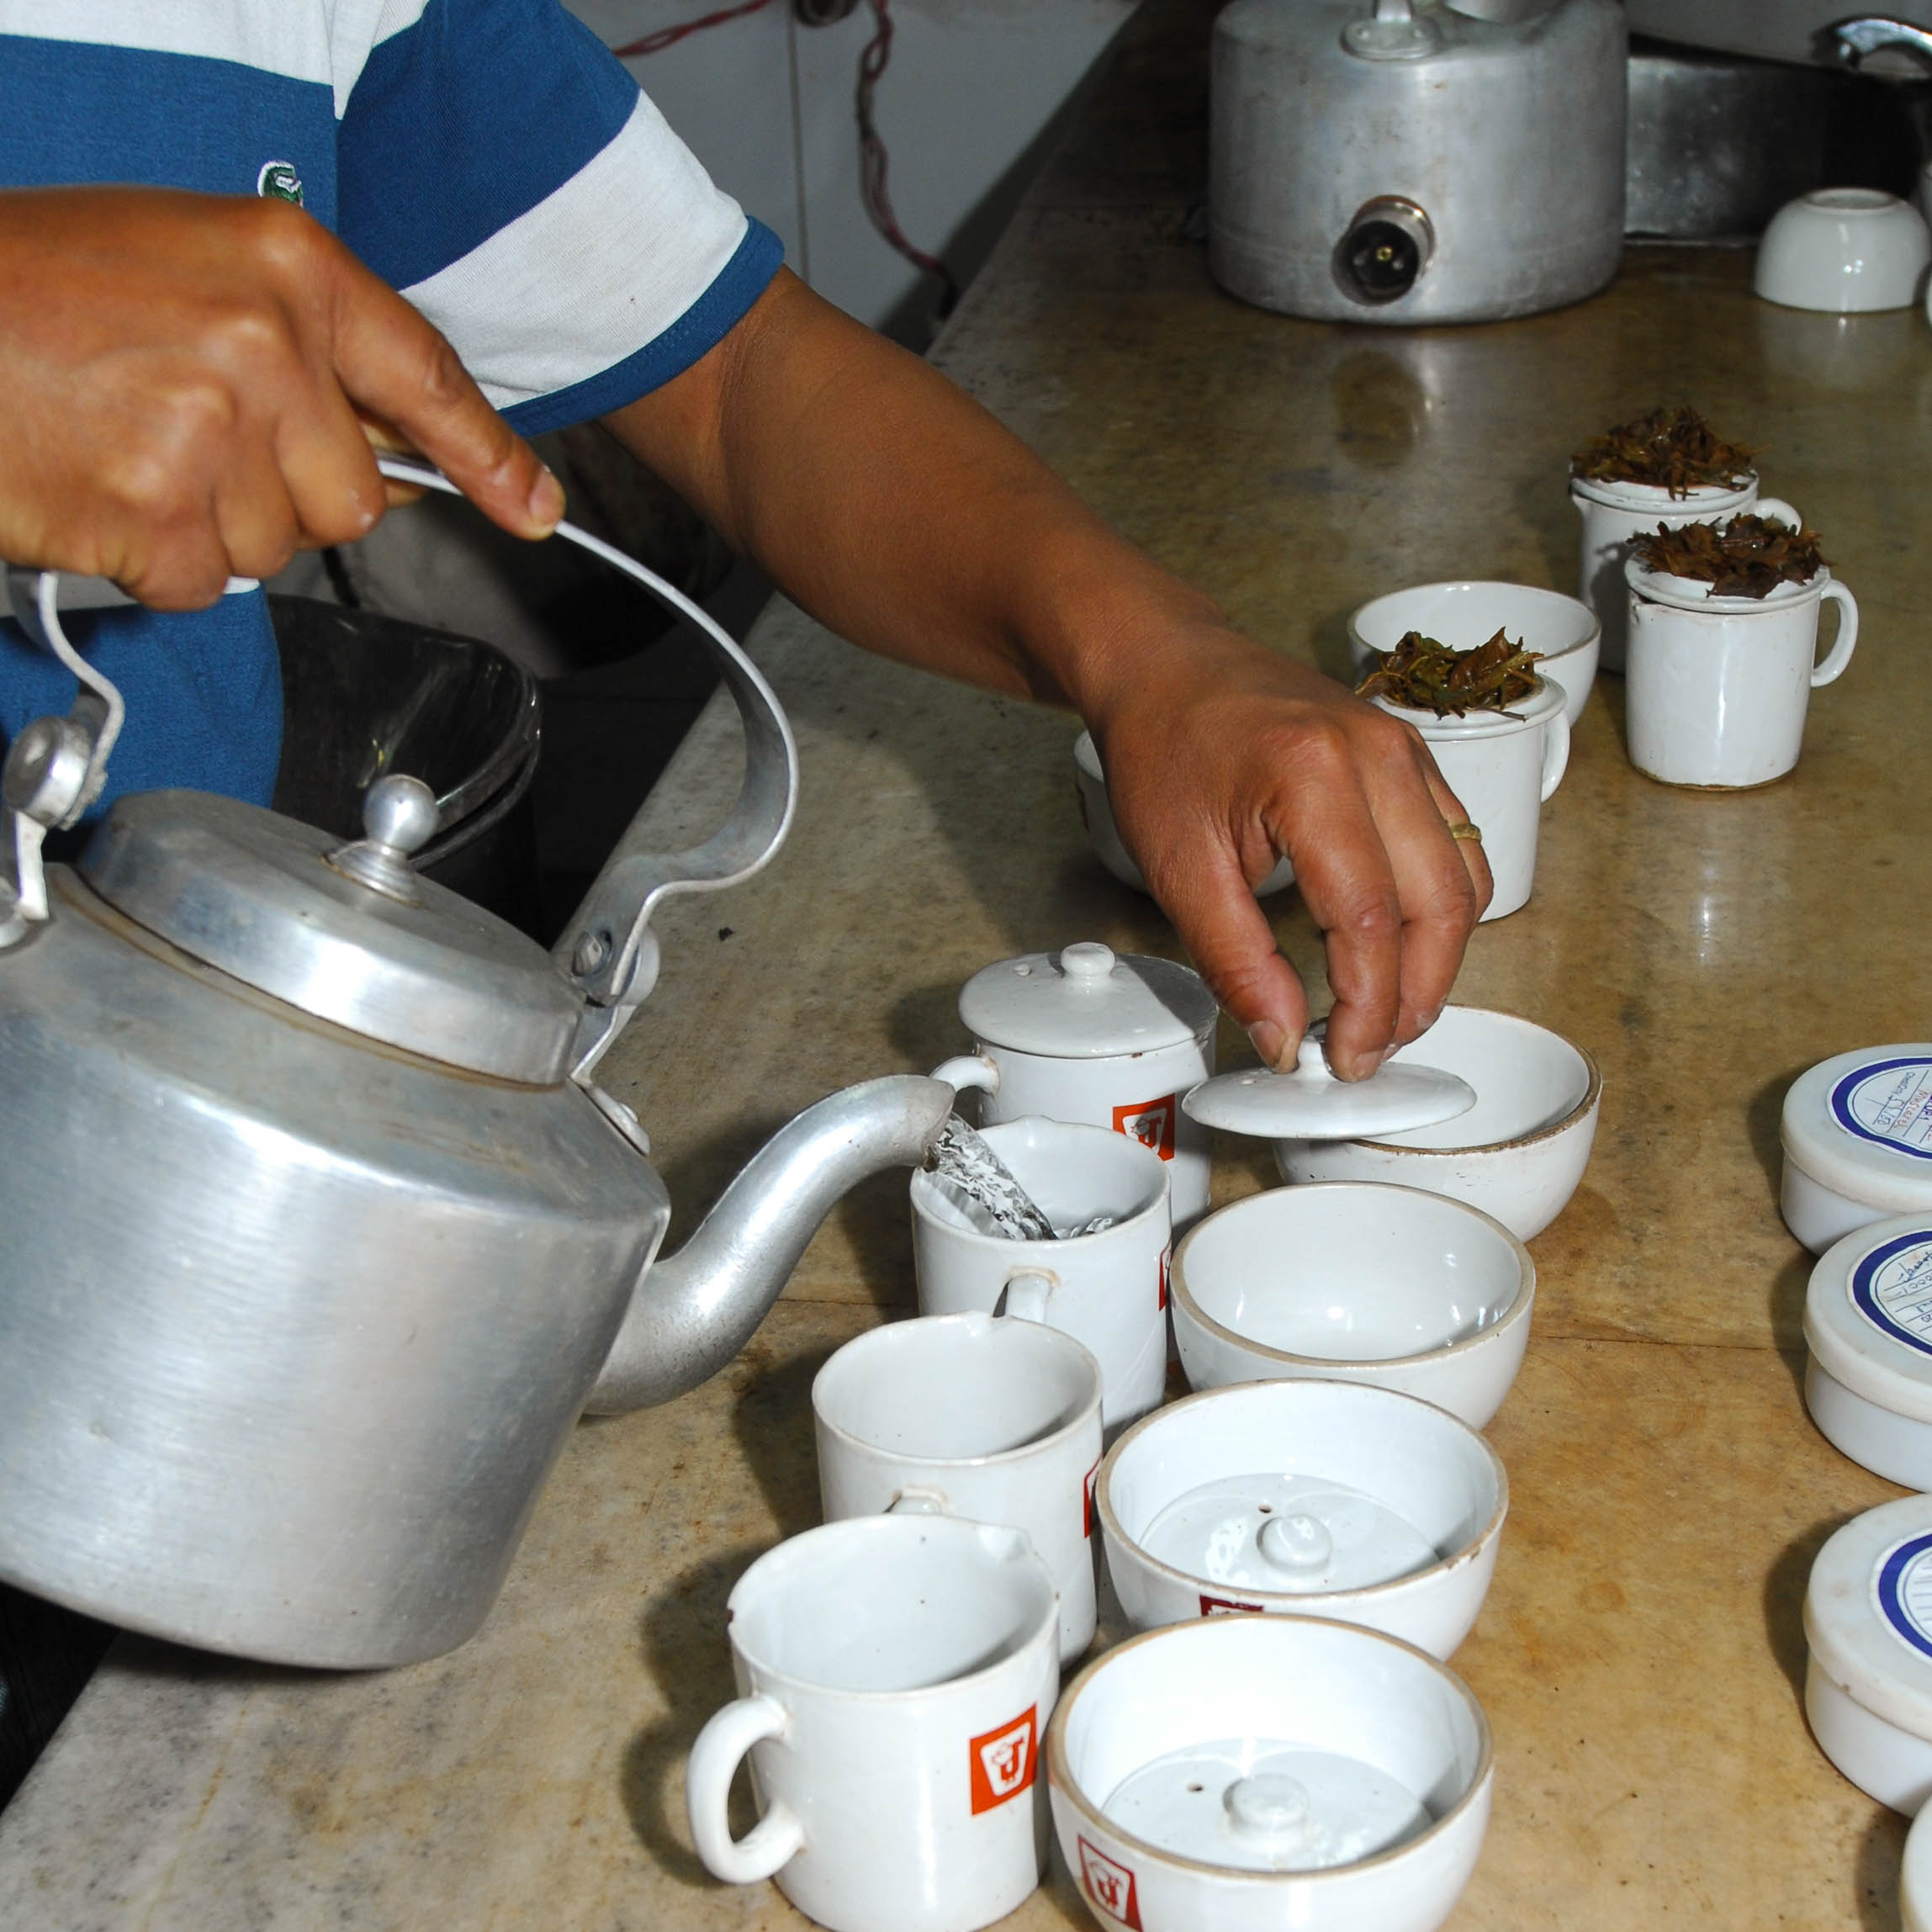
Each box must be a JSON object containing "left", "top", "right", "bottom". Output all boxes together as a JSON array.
[{"left": 1445, "top": 821, "right": 1483, "bottom": 844}]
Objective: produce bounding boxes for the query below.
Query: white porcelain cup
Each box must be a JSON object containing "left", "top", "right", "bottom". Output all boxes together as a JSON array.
[
  {"left": 814, "top": 1312, "right": 1105, "bottom": 1663},
  {"left": 1569, "top": 473, "right": 1795, "bottom": 671},
  {"left": 911, "top": 1118, "right": 1172, "bottom": 1432},
  {"left": 1623, "top": 561, "right": 1857, "bottom": 789},
  {"left": 1370, "top": 677, "right": 1568, "bottom": 921},
  {"left": 687, "top": 1514, "right": 1060, "bottom": 1932},
  {"left": 937, "top": 941, "right": 1219, "bottom": 1230}
]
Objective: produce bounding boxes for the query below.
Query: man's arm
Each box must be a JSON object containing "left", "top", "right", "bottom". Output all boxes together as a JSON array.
[{"left": 603, "top": 269, "right": 1490, "bottom": 1078}]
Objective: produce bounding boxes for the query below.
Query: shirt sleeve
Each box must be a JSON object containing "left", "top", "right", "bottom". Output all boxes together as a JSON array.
[{"left": 336, "top": 0, "right": 782, "bottom": 434}]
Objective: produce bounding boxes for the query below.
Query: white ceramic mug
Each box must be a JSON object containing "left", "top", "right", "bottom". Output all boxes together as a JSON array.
[
  {"left": 813, "top": 1311, "right": 1105, "bottom": 1663},
  {"left": 1370, "top": 677, "right": 1569, "bottom": 921},
  {"left": 911, "top": 1118, "right": 1172, "bottom": 1431},
  {"left": 1623, "top": 561, "right": 1857, "bottom": 788},
  {"left": 687, "top": 1514, "right": 1060, "bottom": 1932},
  {"left": 939, "top": 941, "right": 1219, "bottom": 1229},
  {"left": 1569, "top": 473, "right": 1796, "bottom": 671}
]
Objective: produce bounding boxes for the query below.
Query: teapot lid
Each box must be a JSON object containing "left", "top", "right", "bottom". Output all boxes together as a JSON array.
[
  {"left": 959, "top": 943, "right": 1217, "bottom": 1059},
  {"left": 78, "top": 779, "right": 583, "bottom": 1085},
  {"left": 1182, "top": 1035, "right": 1476, "bottom": 1140}
]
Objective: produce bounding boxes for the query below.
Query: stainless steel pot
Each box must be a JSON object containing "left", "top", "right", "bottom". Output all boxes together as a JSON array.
[
  {"left": 0, "top": 468, "right": 955, "bottom": 1670},
  {"left": 1209, "top": 0, "right": 1628, "bottom": 325}
]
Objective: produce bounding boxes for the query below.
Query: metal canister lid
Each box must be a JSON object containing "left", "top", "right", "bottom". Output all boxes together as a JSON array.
[
  {"left": 1806, "top": 1215, "right": 1932, "bottom": 1426},
  {"left": 79, "top": 784, "right": 583, "bottom": 1085},
  {"left": 959, "top": 942, "right": 1217, "bottom": 1059},
  {"left": 1806, "top": 1495, "right": 1932, "bottom": 1744},
  {"left": 1784, "top": 1047, "right": 1932, "bottom": 1214}
]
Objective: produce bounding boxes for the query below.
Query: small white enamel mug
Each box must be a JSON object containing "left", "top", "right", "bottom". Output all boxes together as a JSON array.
[
  {"left": 814, "top": 1311, "right": 1106, "bottom": 1663},
  {"left": 1370, "top": 677, "right": 1569, "bottom": 921},
  {"left": 1569, "top": 471, "right": 1796, "bottom": 670},
  {"left": 1623, "top": 560, "right": 1857, "bottom": 789},
  {"left": 939, "top": 942, "right": 1219, "bottom": 1228},
  {"left": 911, "top": 1118, "right": 1172, "bottom": 1431},
  {"left": 687, "top": 1515, "right": 1060, "bottom": 1932}
]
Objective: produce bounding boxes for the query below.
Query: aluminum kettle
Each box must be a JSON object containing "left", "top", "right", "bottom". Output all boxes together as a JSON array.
[
  {"left": 0, "top": 468, "right": 955, "bottom": 1670},
  {"left": 1210, "top": 0, "right": 1627, "bottom": 325}
]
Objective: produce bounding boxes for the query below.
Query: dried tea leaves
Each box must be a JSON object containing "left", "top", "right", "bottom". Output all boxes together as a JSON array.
[
  {"left": 1570, "top": 405, "right": 1755, "bottom": 498},
  {"left": 1631, "top": 513, "right": 1829, "bottom": 599},
  {"left": 1357, "top": 629, "right": 1543, "bottom": 717}
]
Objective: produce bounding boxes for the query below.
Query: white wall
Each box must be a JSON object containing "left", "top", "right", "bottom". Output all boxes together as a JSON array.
[{"left": 566, "top": 0, "right": 1135, "bottom": 331}]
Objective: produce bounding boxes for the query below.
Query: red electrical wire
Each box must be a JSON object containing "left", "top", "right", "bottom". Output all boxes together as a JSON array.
[
  {"left": 856, "top": 0, "right": 959, "bottom": 317},
  {"left": 610, "top": 0, "right": 776, "bottom": 61},
  {"left": 612, "top": 0, "right": 956, "bottom": 320}
]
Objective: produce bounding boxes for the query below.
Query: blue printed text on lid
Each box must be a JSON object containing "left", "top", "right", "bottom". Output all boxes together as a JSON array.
[{"left": 1832, "top": 1059, "right": 1932, "bottom": 1162}]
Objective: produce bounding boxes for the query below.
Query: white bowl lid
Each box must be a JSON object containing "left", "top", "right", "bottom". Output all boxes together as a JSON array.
[
  {"left": 1783, "top": 1046, "right": 1932, "bottom": 1212},
  {"left": 1183, "top": 1036, "right": 1475, "bottom": 1140},
  {"left": 959, "top": 942, "right": 1216, "bottom": 1058},
  {"left": 1805, "top": 1215, "right": 1932, "bottom": 1424},
  {"left": 1806, "top": 1495, "right": 1932, "bottom": 1742}
]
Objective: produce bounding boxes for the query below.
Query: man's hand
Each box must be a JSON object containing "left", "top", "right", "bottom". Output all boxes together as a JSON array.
[
  {"left": 0, "top": 186, "right": 563, "bottom": 607},
  {"left": 1085, "top": 619, "right": 1491, "bottom": 1080}
]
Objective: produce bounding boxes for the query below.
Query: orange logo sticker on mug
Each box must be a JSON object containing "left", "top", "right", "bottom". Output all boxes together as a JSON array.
[
  {"left": 1200, "top": 1592, "right": 1264, "bottom": 1617},
  {"left": 1158, "top": 1247, "right": 1170, "bottom": 1311},
  {"left": 1077, "top": 1836, "right": 1142, "bottom": 1928},
  {"left": 1113, "top": 1094, "right": 1177, "bottom": 1162},
  {"left": 970, "top": 1708, "right": 1038, "bottom": 1813}
]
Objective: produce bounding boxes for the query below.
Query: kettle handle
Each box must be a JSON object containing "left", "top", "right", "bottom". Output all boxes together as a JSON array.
[{"left": 374, "top": 459, "right": 800, "bottom": 1067}]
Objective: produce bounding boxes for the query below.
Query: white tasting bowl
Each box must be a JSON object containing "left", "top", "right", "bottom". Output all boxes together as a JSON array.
[
  {"left": 1347, "top": 580, "right": 1601, "bottom": 726},
  {"left": 1098, "top": 1380, "right": 1506, "bottom": 1659},
  {"left": 1171, "top": 1183, "right": 1535, "bottom": 1429},
  {"left": 1048, "top": 1615, "right": 1493, "bottom": 1932},
  {"left": 1755, "top": 188, "right": 1932, "bottom": 314},
  {"left": 1273, "top": 1007, "right": 1601, "bottom": 1241}
]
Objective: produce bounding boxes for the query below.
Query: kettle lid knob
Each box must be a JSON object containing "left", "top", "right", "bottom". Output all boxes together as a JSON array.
[
  {"left": 361, "top": 775, "right": 439, "bottom": 856},
  {"left": 329, "top": 775, "right": 440, "bottom": 902}
]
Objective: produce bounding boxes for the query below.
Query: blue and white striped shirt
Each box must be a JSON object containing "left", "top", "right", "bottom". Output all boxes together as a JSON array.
[{"left": 0, "top": 0, "right": 782, "bottom": 806}]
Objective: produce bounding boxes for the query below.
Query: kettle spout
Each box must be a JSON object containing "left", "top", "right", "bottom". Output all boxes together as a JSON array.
[{"left": 585, "top": 1074, "right": 956, "bottom": 1414}]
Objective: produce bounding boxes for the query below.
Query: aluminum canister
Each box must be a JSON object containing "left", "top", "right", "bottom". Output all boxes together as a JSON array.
[{"left": 1209, "top": 0, "right": 1626, "bottom": 326}]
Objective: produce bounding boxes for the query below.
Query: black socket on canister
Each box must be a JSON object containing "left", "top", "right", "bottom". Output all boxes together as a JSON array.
[{"left": 1333, "top": 198, "right": 1436, "bottom": 306}]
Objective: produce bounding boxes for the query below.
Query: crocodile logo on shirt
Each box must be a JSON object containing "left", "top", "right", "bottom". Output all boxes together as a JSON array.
[{"left": 257, "top": 161, "right": 304, "bottom": 206}]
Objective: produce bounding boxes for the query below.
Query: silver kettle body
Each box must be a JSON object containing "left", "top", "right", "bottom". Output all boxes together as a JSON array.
[
  {"left": 1209, "top": 0, "right": 1628, "bottom": 325},
  {"left": 0, "top": 474, "right": 955, "bottom": 1668}
]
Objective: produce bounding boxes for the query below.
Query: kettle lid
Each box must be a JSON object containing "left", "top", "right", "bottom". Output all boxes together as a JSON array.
[{"left": 79, "top": 777, "right": 583, "bottom": 1084}]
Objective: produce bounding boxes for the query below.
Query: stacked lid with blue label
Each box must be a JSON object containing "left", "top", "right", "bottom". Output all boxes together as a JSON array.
[
  {"left": 1782, "top": 1045, "right": 1932, "bottom": 1254},
  {"left": 1805, "top": 1215, "right": 1932, "bottom": 1489},
  {"left": 1804, "top": 1495, "right": 1932, "bottom": 1813}
]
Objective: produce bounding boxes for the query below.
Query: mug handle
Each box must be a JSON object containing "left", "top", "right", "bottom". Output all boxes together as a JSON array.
[
  {"left": 1755, "top": 495, "right": 1801, "bottom": 530},
  {"left": 1539, "top": 708, "right": 1571, "bottom": 802},
  {"left": 931, "top": 1053, "right": 998, "bottom": 1098},
  {"left": 1812, "top": 582, "right": 1859, "bottom": 687},
  {"left": 887, "top": 1485, "right": 953, "bottom": 1516},
  {"left": 999, "top": 1270, "right": 1057, "bottom": 1322},
  {"left": 687, "top": 1694, "right": 806, "bottom": 1885}
]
